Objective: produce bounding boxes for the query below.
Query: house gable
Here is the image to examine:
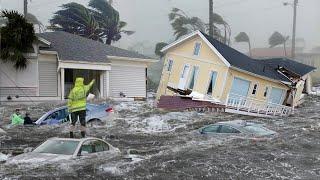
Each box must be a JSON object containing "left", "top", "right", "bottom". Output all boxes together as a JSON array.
[{"left": 162, "top": 31, "right": 230, "bottom": 67}]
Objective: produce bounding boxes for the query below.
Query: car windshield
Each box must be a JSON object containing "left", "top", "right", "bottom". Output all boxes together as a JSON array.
[
  {"left": 243, "top": 125, "right": 274, "bottom": 136},
  {"left": 33, "top": 140, "right": 80, "bottom": 155}
]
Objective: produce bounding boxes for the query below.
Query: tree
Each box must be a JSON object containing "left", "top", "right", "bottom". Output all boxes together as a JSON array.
[
  {"left": 169, "top": 8, "right": 206, "bottom": 40},
  {"left": 49, "top": 0, "right": 133, "bottom": 45},
  {"left": 89, "top": 0, "right": 134, "bottom": 45},
  {"left": 155, "top": 42, "right": 168, "bottom": 57},
  {"left": 0, "top": 10, "right": 36, "bottom": 70},
  {"left": 168, "top": 8, "right": 230, "bottom": 44},
  {"left": 269, "top": 31, "right": 289, "bottom": 57},
  {"left": 26, "top": 13, "right": 44, "bottom": 32},
  {"left": 235, "top": 32, "right": 252, "bottom": 57}
]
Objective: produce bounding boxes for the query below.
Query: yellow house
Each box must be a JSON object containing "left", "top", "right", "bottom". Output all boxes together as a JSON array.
[{"left": 156, "top": 31, "right": 316, "bottom": 117}]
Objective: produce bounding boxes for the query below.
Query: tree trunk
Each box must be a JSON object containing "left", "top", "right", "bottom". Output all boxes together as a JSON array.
[
  {"left": 209, "top": 0, "right": 214, "bottom": 37},
  {"left": 284, "top": 42, "right": 287, "bottom": 57},
  {"left": 248, "top": 41, "right": 252, "bottom": 57}
]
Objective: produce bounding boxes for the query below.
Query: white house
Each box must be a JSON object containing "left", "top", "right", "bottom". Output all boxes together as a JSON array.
[{"left": 0, "top": 31, "right": 157, "bottom": 102}]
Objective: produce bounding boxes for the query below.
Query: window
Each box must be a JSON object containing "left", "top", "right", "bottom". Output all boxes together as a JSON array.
[
  {"left": 193, "top": 42, "right": 201, "bottom": 56},
  {"left": 252, "top": 84, "right": 258, "bottom": 95},
  {"left": 94, "top": 140, "right": 109, "bottom": 152},
  {"left": 34, "top": 140, "right": 80, "bottom": 155},
  {"left": 181, "top": 65, "right": 189, "bottom": 78},
  {"left": 264, "top": 87, "right": 269, "bottom": 97},
  {"left": 80, "top": 140, "right": 95, "bottom": 154},
  {"left": 202, "top": 125, "right": 220, "bottom": 133},
  {"left": 188, "top": 66, "right": 199, "bottom": 89},
  {"left": 167, "top": 59, "right": 173, "bottom": 72},
  {"left": 219, "top": 125, "right": 241, "bottom": 133},
  {"left": 207, "top": 71, "right": 217, "bottom": 95}
]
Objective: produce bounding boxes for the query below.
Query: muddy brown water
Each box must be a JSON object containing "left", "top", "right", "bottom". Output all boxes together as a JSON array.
[{"left": 0, "top": 96, "right": 319, "bottom": 179}]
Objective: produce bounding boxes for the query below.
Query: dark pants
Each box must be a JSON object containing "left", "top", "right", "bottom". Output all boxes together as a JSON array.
[
  {"left": 70, "top": 110, "right": 86, "bottom": 138},
  {"left": 70, "top": 110, "right": 86, "bottom": 126}
]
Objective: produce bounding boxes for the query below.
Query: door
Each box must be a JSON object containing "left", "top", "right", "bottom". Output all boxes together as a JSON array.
[
  {"left": 229, "top": 77, "right": 251, "bottom": 97},
  {"left": 178, "top": 64, "right": 190, "bottom": 90},
  {"left": 268, "top": 87, "right": 285, "bottom": 104}
]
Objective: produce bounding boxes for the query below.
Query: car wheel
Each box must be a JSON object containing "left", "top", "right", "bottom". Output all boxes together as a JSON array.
[{"left": 87, "top": 119, "right": 103, "bottom": 127}]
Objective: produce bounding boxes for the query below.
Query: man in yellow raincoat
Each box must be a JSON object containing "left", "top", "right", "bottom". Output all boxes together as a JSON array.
[{"left": 68, "top": 77, "right": 95, "bottom": 138}]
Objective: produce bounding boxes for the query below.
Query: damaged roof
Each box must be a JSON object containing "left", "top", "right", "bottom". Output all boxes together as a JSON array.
[
  {"left": 201, "top": 32, "right": 316, "bottom": 82},
  {"left": 37, "top": 31, "right": 152, "bottom": 63}
]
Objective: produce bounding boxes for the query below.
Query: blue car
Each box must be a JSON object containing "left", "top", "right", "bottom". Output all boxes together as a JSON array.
[{"left": 35, "top": 104, "right": 114, "bottom": 126}]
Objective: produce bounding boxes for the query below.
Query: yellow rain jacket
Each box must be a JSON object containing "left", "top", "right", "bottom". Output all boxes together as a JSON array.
[{"left": 67, "top": 78, "right": 95, "bottom": 113}]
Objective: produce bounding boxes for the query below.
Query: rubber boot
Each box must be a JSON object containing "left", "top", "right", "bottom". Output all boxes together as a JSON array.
[
  {"left": 81, "top": 131, "right": 86, "bottom": 138},
  {"left": 70, "top": 132, "right": 74, "bottom": 138}
]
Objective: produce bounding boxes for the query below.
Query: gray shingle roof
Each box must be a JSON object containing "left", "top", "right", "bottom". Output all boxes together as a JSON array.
[
  {"left": 37, "top": 31, "right": 152, "bottom": 63},
  {"left": 201, "top": 32, "right": 316, "bottom": 83}
]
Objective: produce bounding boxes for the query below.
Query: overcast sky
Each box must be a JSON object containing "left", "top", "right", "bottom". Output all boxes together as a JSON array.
[{"left": 1, "top": 0, "right": 319, "bottom": 52}]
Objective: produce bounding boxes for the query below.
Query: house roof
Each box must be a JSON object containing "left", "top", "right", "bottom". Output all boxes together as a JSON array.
[
  {"left": 37, "top": 31, "right": 152, "bottom": 63},
  {"left": 162, "top": 30, "right": 316, "bottom": 83}
]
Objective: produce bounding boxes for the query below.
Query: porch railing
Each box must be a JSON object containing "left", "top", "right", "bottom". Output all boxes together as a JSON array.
[{"left": 225, "top": 93, "right": 293, "bottom": 117}]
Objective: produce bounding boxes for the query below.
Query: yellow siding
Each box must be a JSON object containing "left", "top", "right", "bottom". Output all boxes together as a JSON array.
[
  {"left": 221, "top": 68, "right": 289, "bottom": 103},
  {"left": 157, "top": 35, "right": 228, "bottom": 100}
]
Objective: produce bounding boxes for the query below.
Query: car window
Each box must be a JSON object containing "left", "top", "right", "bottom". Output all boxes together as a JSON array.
[
  {"left": 202, "top": 125, "right": 220, "bottom": 133},
  {"left": 34, "top": 140, "right": 79, "bottom": 155},
  {"left": 45, "top": 111, "right": 58, "bottom": 121},
  {"left": 219, "top": 125, "right": 241, "bottom": 133},
  {"left": 81, "top": 140, "right": 95, "bottom": 154},
  {"left": 93, "top": 140, "right": 109, "bottom": 152}
]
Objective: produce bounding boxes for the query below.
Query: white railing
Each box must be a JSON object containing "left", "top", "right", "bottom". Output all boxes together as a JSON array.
[{"left": 225, "top": 93, "right": 293, "bottom": 117}]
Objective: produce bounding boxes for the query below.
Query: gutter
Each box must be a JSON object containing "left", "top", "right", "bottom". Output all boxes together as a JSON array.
[{"left": 107, "top": 56, "right": 158, "bottom": 63}]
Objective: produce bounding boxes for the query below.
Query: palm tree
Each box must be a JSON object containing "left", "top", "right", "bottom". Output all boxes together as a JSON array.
[
  {"left": 211, "top": 13, "right": 231, "bottom": 45},
  {"left": 89, "top": 0, "right": 134, "bottom": 45},
  {"left": 49, "top": 0, "right": 133, "bottom": 45},
  {"left": 26, "top": 13, "right": 45, "bottom": 32},
  {"left": 155, "top": 42, "right": 168, "bottom": 57},
  {"left": 269, "top": 31, "right": 289, "bottom": 57},
  {"left": 235, "top": 32, "right": 252, "bottom": 57},
  {"left": 0, "top": 10, "right": 36, "bottom": 70},
  {"left": 49, "top": 3, "right": 103, "bottom": 42},
  {"left": 169, "top": 8, "right": 206, "bottom": 40}
]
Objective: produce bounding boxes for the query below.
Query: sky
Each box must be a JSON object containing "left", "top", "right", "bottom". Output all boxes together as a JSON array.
[{"left": 1, "top": 0, "right": 319, "bottom": 53}]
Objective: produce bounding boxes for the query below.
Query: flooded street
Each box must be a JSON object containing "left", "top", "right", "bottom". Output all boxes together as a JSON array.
[{"left": 0, "top": 96, "right": 319, "bottom": 180}]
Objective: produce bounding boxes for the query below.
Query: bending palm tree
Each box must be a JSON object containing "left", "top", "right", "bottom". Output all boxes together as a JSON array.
[
  {"left": 235, "top": 32, "right": 252, "bottom": 57},
  {"left": 269, "top": 31, "right": 289, "bottom": 57},
  {"left": 0, "top": 10, "right": 36, "bottom": 70}
]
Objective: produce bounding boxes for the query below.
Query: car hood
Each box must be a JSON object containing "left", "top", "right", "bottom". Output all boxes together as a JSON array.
[{"left": 6, "top": 152, "right": 72, "bottom": 164}]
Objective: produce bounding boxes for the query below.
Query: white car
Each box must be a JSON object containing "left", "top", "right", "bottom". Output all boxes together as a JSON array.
[{"left": 6, "top": 137, "right": 120, "bottom": 164}]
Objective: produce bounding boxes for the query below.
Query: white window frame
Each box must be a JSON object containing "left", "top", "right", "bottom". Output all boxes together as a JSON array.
[
  {"left": 193, "top": 42, "right": 202, "bottom": 56},
  {"left": 206, "top": 71, "right": 218, "bottom": 96},
  {"left": 167, "top": 59, "right": 173, "bottom": 72},
  {"left": 263, "top": 86, "right": 269, "bottom": 98},
  {"left": 187, "top": 65, "right": 199, "bottom": 90}
]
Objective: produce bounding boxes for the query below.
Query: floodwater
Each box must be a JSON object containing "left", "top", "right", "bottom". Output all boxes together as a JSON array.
[{"left": 0, "top": 96, "right": 319, "bottom": 180}]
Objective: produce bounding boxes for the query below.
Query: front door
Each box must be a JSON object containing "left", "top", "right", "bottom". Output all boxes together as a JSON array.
[{"left": 178, "top": 64, "right": 190, "bottom": 90}]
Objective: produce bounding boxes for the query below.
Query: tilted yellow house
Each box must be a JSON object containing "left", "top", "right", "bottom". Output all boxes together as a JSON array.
[{"left": 156, "top": 31, "right": 316, "bottom": 117}]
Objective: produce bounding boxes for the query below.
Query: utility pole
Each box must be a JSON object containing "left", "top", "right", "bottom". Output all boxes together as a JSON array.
[
  {"left": 24, "top": 0, "right": 28, "bottom": 17},
  {"left": 291, "top": 0, "right": 298, "bottom": 59},
  {"left": 209, "top": 0, "right": 214, "bottom": 37}
]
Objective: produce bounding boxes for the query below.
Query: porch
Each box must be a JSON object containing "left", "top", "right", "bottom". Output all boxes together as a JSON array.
[
  {"left": 58, "top": 61, "right": 111, "bottom": 100},
  {"left": 225, "top": 93, "right": 293, "bottom": 117}
]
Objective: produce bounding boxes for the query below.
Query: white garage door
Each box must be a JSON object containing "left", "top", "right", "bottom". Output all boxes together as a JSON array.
[
  {"left": 39, "top": 61, "right": 58, "bottom": 96},
  {"left": 110, "top": 65, "right": 146, "bottom": 98}
]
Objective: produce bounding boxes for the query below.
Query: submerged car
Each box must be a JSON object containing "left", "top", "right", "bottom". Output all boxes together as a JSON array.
[
  {"left": 6, "top": 137, "right": 120, "bottom": 164},
  {"left": 199, "top": 120, "right": 277, "bottom": 139},
  {"left": 35, "top": 104, "right": 114, "bottom": 126}
]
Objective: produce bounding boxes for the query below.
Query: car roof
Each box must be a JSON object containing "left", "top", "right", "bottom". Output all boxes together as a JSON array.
[
  {"left": 214, "top": 120, "right": 256, "bottom": 128},
  {"left": 48, "top": 137, "right": 104, "bottom": 143}
]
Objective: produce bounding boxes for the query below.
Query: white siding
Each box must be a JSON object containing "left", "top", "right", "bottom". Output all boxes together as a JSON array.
[
  {"left": 39, "top": 60, "right": 58, "bottom": 96},
  {"left": 110, "top": 65, "right": 146, "bottom": 98},
  {"left": 0, "top": 59, "right": 38, "bottom": 97}
]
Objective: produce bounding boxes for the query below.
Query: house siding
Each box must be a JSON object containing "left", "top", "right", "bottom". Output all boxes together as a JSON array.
[
  {"left": 38, "top": 54, "right": 58, "bottom": 97},
  {"left": 110, "top": 65, "right": 146, "bottom": 98}
]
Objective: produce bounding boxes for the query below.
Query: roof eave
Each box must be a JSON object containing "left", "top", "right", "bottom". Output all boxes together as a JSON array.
[{"left": 107, "top": 55, "right": 158, "bottom": 63}]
